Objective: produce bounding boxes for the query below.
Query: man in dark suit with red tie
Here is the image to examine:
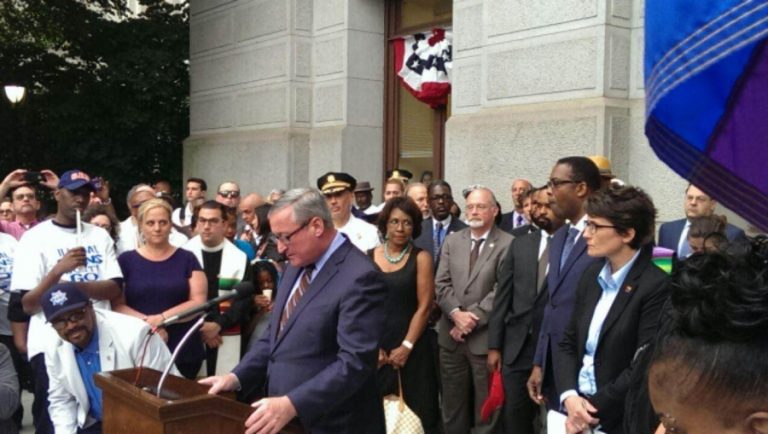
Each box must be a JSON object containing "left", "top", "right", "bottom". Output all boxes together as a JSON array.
[
  {"left": 200, "top": 188, "right": 388, "bottom": 434},
  {"left": 488, "top": 187, "right": 565, "bottom": 433},
  {"left": 527, "top": 157, "right": 602, "bottom": 409}
]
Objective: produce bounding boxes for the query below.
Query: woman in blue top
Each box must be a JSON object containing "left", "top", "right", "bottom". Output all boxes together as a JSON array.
[{"left": 113, "top": 198, "right": 207, "bottom": 379}]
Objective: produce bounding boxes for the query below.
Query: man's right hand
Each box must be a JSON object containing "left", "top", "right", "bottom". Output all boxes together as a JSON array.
[
  {"left": 199, "top": 373, "right": 240, "bottom": 395},
  {"left": 450, "top": 310, "right": 479, "bottom": 334},
  {"left": 526, "top": 365, "right": 546, "bottom": 405},
  {"left": 52, "top": 247, "right": 87, "bottom": 275},
  {"left": 487, "top": 349, "right": 502, "bottom": 373}
]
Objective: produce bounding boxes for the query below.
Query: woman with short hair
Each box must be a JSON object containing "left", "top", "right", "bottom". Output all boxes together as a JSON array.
[{"left": 556, "top": 185, "right": 670, "bottom": 434}]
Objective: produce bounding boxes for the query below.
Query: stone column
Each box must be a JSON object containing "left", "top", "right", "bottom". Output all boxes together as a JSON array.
[{"left": 185, "top": 0, "right": 385, "bottom": 195}]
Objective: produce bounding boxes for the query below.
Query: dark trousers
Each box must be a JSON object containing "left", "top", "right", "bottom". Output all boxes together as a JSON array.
[
  {"left": 501, "top": 366, "right": 538, "bottom": 434},
  {"left": 30, "top": 353, "right": 53, "bottom": 434},
  {"left": 543, "top": 349, "right": 560, "bottom": 411}
]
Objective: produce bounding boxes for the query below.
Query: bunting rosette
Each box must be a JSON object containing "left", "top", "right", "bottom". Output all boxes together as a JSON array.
[
  {"left": 645, "top": 0, "right": 768, "bottom": 230},
  {"left": 394, "top": 28, "right": 452, "bottom": 108}
]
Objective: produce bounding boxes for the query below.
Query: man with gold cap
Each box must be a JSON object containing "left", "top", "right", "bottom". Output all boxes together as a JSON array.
[{"left": 317, "top": 172, "right": 380, "bottom": 252}]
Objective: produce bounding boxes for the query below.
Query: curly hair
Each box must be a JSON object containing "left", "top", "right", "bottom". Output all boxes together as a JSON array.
[{"left": 651, "top": 238, "right": 768, "bottom": 416}]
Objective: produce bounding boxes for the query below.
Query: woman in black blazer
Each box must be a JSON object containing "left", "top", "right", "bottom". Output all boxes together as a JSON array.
[{"left": 555, "top": 185, "right": 669, "bottom": 434}]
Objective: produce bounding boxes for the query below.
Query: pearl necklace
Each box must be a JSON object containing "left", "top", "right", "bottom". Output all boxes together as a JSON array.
[{"left": 383, "top": 241, "right": 410, "bottom": 264}]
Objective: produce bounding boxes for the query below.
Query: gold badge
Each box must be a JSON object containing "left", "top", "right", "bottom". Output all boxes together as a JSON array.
[{"left": 328, "top": 174, "right": 336, "bottom": 183}]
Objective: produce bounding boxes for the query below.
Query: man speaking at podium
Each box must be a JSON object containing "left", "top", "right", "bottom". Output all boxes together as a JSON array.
[{"left": 200, "top": 188, "right": 388, "bottom": 434}]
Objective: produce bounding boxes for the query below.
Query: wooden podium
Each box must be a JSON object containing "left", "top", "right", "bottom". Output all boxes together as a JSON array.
[{"left": 94, "top": 368, "right": 251, "bottom": 434}]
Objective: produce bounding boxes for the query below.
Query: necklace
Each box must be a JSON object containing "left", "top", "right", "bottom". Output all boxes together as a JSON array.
[{"left": 383, "top": 241, "right": 410, "bottom": 264}]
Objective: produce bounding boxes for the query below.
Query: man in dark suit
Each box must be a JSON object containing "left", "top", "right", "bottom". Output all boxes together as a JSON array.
[
  {"left": 200, "top": 188, "right": 388, "bottom": 434},
  {"left": 436, "top": 186, "right": 513, "bottom": 434},
  {"left": 414, "top": 180, "right": 467, "bottom": 266},
  {"left": 499, "top": 178, "right": 532, "bottom": 233},
  {"left": 657, "top": 184, "right": 746, "bottom": 258},
  {"left": 488, "top": 187, "right": 565, "bottom": 434},
  {"left": 527, "top": 156, "right": 602, "bottom": 409}
]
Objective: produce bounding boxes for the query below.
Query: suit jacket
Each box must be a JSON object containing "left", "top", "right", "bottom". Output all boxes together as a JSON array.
[
  {"left": 498, "top": 211, "right": 526, "bottom": 234},
  {"left": 436, "top": 226, "right": 513, "bottom": 355},
  {"left": 554, "top": 246, "right": 669, "bottom": 434},
  {"left": 46, "top": 309, "right": 174, "bottom": 433},
  {"left": 510, "top": 224, "right": 536, "bottom": 238},
  {"left": 488, "top": 230, "right": 549, "bottom": 370},
  {"left": 413, "top": 217, "right": 468, "bottom": 269},
  {"left": 657, "top": 218, "right": 746, "bottom": 253},
  {"left": 533, "top": 223, "right": 601, "bottom": 383},
  {"left": 232, "top": 238, "right": 388, "bottom": 434}
]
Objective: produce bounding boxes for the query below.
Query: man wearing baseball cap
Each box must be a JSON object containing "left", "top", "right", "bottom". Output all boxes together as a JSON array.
[
  {"left": 42, "top": 283, "right": 173, "bottom": 434},
  {"left": 317, "top": 172, "right": 380, "bottom": 252},
  {"left": 9, "top": 169, "right": 123, "bottom": 434}
]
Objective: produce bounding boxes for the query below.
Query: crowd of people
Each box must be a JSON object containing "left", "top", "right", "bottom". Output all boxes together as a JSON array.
[{"left": 0, "top": 156, "right": 764, "bottom": 434}]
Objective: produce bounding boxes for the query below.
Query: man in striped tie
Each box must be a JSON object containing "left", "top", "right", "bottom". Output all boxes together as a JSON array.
[{"left": 200, "top": 188, "right": 388, "bottom": 434}]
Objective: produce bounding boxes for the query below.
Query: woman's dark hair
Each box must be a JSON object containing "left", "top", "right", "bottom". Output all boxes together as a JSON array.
[
  {"left": 252, "top": 260, "right": 279, "bottom": 298},
  {"left": 688, "top": 215, "right": 726, "bottom": 238},
  {"left": 83, "top": 205, "right": 120, "bottom": 242},
  {"left": 377, "top": 196, "right": 423, "bottom": 239},
  {"left": 651, "top": 239, "right": 768, "bottom": 415},
  {"left": 557, "top": 156, "right": 602, "bottom": 192},
  {"left": 191, "top": 200, "right": 230, "bottom": 228},
  {"left": 253, "top": 204, "right": 272, "bottom": 236},
  {"left": 585, "top": 184, "right": 656, "bottom": 249}
]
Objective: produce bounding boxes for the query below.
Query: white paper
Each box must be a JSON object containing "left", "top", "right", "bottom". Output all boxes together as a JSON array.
[{"left": 547, "top": 410, "right": 606, "bottom": 434}]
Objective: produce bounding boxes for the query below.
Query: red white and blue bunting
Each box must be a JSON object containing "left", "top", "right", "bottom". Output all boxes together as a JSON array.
[{"left": 393, "top": 28, "right": 452, "bottom": 108}]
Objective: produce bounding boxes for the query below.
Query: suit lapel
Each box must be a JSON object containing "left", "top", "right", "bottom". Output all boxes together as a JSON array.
[
  {"left": 273, "top": 241, "right": 349, "bottom": 349},
  {"left": 558, "top": 237, "right": 587, "bottom": 280},
  {"left": 60, "top": 343, "right": 89, "bottom": 410},
  {"left": 98, "top": 323, "right": 116, "bottom": 371},
  {"left": 547, "top": 226, "right": 568, "bottom": 293},
  {"left": 525, "top": 231, "right": 543, "bottom": 295}
]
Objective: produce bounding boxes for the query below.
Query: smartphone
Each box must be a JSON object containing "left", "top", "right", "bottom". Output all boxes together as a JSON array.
[{"left": 24, "top": 171, "right": 43, "bottom": 184}]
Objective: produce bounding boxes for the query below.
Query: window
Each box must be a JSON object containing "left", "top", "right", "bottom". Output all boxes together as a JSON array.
[{"left": 385, "top": 0, "right": 452, "bottom": 182}]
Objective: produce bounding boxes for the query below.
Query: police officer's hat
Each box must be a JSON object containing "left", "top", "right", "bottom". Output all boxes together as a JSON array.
[{"left": 317, "top": 172, "right": 357, "bottom": 194}]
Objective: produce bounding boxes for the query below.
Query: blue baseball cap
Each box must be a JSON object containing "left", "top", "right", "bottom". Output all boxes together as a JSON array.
[
  {"left": 58, "top": 170, "right": 96, "bottom": 192},
  {"left": 42, "top": 283, "right": 90, "bottom": 322}
]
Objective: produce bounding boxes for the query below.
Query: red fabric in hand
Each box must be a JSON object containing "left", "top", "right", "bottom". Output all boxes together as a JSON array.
[{"left": 480, "top": 370, "right": 505, "bottom": 422}]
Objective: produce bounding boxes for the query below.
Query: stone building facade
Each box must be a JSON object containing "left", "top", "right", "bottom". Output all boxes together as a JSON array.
[{"left": 186, "top": 0, "right": 750, "bottom": 227}]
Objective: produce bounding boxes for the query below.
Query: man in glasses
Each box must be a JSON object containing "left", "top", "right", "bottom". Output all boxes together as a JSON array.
[
  {"left": 215, "top": 181, "right": 241, "bottom": 209},
  {"left": 42, "top": 283, "right": 173, "bottom": 434},
  {"left": 9, "top": 169, "right": 123, "bottom": 434},
  {"left": 317, "top": 172, "right": 380, "bottom": 252},
  {"left": 200, "top": 188, "right": 388, "bottom": 434},
  {"left": 527, "top": 156, "right": 601, "bottom": 410},
  {"left": 0, "top": 169, "right": 60, "bottom": 240}
]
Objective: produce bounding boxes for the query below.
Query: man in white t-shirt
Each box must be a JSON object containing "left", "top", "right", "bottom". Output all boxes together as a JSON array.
[
  {"left": 316, "top": 172, "right": 380, "bottom": 252},
  {"left": 8, "top": 169, "right": 123, "bottom": 434},
  {"left": 172, "top": 177, "right": 207, "bottom": 228}
]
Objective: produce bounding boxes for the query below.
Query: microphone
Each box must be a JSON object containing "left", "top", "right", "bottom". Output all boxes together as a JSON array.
[{"left": 158, "top": 281, "right": 255, "bottom": 328}]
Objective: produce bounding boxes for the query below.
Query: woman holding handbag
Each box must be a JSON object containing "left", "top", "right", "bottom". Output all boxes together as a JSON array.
[{"left": 369, "top": 196, "right": 439, "bottom": 434}]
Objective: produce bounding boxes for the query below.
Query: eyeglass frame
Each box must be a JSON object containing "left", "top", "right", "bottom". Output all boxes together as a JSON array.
[
  {"left": 217, "top": 190, "right": 241, "bottom": 199},
  {"left": 546, "top": 178, "right": 579, "bottom": 189},
  {"left": 584, "top": 220, "right": 618, "bottom": 234},
  {"left": 50, "top": 306, "right": 90, "bottom": 331},
  {"left": 274, "top": 220, "right": 311, "bottom": 245}
]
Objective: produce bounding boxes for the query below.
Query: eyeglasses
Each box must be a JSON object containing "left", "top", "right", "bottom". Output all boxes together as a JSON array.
[
  {"left": 274, "top": 221, "right": 310, "bottom": 245},
  {"left": 466, "top": 203, "right": 491, "bottom": 212},
  {"left": 585, "top": 220, "right": 617, "bottom": 233},
  {"left": 50, "top": 307, "right": 88, "bottom": 331},
  {"left": 0, "top": 209, "right": 12, "bottom": 214},
  {"left": 218, "top": 190, "right": 240, "bottom": 199},
  {"left": 387, "top": 218, "right": 413, "bottom": 229},
  {"left": 547, "top": 178, "right": 578, "bottom": 189}
]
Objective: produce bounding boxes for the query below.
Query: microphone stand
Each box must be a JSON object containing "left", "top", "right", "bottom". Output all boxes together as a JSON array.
[{"left": 156, "top": 313, "right": 206, "bottom": 398}]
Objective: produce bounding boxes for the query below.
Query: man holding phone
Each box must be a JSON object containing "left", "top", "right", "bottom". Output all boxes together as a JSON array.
[{"left": 0, "top": 169, "right": 59, "bottom": 240}]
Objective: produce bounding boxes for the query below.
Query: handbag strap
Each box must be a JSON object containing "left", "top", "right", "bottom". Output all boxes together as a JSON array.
[{"left": 397, "top": 368, "right": 405, "bottom": 412}]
